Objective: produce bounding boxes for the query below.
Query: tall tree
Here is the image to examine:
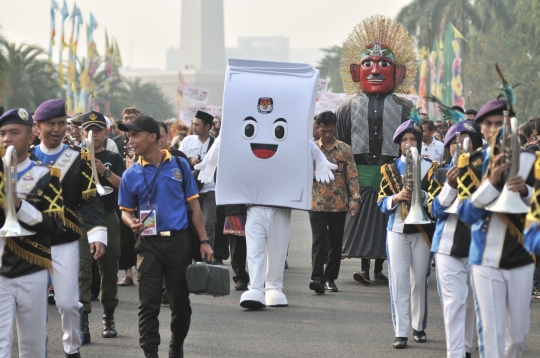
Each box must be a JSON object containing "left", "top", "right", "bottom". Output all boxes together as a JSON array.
[
  {"left": 0, "top": 41, "right": 59, "bottom": 110},
  {"left": 121, "top": 77, "right": 175, "bottom": 120},
  {"left": 317, "top": 45, "right": 344, "bottom": 93}
]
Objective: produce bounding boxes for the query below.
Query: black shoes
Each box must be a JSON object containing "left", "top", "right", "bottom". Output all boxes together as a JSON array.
[
  {"left": 393, "top": 337, "right": 408, "bottom": 349},
  {"left": 413, "top": 329, "right": 427, "bottom": 343},
  {"left": 143, "top": 343, "right": 159, "bottom": 358},
  {"left": 81, "top": 311, "right": 90, "bottom": 344},
  {"left": 353, "top": 271, "right": 371, "bottom": 285},
  {"left": 234, "top": 281, "right": 249, "bottom": 291},
  {"left": 48, "top": 290, "right": 56, "bottom": 305},
  {"left": 373, "top": 272, "right": 389, "bottom": 283},
  {"left": 465, "top": 353, "right": 471, "bottom": 358},
  {"left": 325, "top": 280, "right": 338, "bottom": 292},
  {"left": 284, "top": 260, "right": 289, "bottom": 269},
  {"left": 211, "top": 258, "right": 223, "bottom": 265},
  {"left": 65, "top": 351, "right": 81, "bottom": 357},
  {"left": 309, "top": 279, "right": 325, "bottom": 294},
  {"left": 169, "top": 334, "right": 184, "bottom": 358},
  {"left": 102, "top": 308, "right": 117, "bottom": 338}
]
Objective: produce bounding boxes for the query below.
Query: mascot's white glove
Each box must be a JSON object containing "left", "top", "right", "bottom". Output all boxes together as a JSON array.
[
  {"left": 309, "top": 140, "right": 338, "bottom": 183},
  {"left": 194, "top": 136, "right": 220, "bottom": 184}
]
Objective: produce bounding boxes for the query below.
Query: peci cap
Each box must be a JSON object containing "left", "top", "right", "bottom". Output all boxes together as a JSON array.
[
  {"left": 0, "top": 108, "right": 33, "bottom": 127},
  {"left": 34, "top": 99, "right": 67, "bottom": 122},
  {"left": 474, "top": 98, "right": 509, "bottom": 123},
  {"left": 195, "top": 110, "right": 214, "bottom": 125},
  {"left": 82, "top": 111, "right": 107, "bottom": 129},
  {"left": 118, "top": 115, "right": 160, "bottom": 140}
]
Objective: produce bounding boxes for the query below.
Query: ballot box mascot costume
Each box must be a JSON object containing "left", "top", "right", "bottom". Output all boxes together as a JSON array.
[
  {"left": 335, "top": 15, "right": 417, "bottom": 276},
  {"left": 195, "top": 59, "right": 337, "bottom": 309}
]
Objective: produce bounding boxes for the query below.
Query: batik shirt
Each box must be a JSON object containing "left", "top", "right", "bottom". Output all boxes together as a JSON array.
[{"left": 311, "top": 139, "right": 360, "bottom": 212}]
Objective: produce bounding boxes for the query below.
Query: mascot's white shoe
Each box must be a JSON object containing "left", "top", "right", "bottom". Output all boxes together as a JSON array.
[
  {"left": 265, "top": 289, "right": 288, "bottom": 307},
  {"left": 240, "top": 289, "right": 266, "bottom": 309}
]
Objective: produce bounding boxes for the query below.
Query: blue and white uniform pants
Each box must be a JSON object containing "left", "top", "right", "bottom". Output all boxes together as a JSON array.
[
  {"left": 435, "top": 253, "right": 476, "bottom": 357},
  {"left": 472, "top": 263, "right": 534, "bottom": 358},
  {"left": 387, "top": 231, "right": 431, "bottom": 338},
  {"left": 51, "top": 241, "right": 82, "bottom": 354},
  {"left": 0, "top": 270, "right": 48, "bottom": 358}
]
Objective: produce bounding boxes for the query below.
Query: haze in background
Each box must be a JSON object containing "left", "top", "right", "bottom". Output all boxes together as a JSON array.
[{"left": 0, "top": 0, "right": 411, "bottom": 69}]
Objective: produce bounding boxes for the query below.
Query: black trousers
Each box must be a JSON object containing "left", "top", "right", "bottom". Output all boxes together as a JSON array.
[
  {"left": 309, "top": 211, "right": 347, "bottom": 281},
  {"left": 135, "top": 231, "right": 192, "bottom": 348},
  {"left": 228, "top": 234, "right": 248, "bottom": 283},
  {"left": 361, "top": 258, "right": 385, "bottom": 274},
  {"left": 118, "top": 209, "right": 137, "bottom": 270},
  {"left": 213, "top": 206, "right": 230, "bottom": 260}
]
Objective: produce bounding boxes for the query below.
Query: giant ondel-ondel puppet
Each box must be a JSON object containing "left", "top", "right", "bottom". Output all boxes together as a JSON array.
[
  {"left": 335, "top": 15, "right": 417, "bottom": 281},
  {"left": 195, "top": 59, "right": 338, "bottom": 309}
]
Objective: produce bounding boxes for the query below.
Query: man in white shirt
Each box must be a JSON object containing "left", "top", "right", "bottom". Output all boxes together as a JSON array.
[
  {"left": 421, "top": 119, "right": 444, "bottom": 163},
  {"left": 180, "top": 110, "right": 217, "bottom": 250}
]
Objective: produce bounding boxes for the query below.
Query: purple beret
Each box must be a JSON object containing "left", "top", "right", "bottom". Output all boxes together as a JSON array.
[
  {"left": 34, "top": 99, "right": 67, "bottom": 122},
  {"left": 474, "top": 98, "right": 508, "bottom": 123},
  {"left": 0, "top": 108, "right": 33, "bottom": 127},
  {"left": 393, "top": 120, "right": 421, "bottom": 144},
  {"left": 443, "top": 121, "right": 476, "bottom": 148}
]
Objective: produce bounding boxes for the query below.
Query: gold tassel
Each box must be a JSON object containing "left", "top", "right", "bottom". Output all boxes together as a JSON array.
[
  {"left": 417, "top": 225, "right": 431, "bottom": 248},
  {"left": 82, "top": 189, "right": 97, "bottom": 200},
  {"left": 426, "top": 161, "right": 440, "bottom": 183},
  {"left": 496, "top": 213, "right": 524, "bottom": 244},
  {"left": 63, "top": 218, "right": 82, "bottom": 235},
  {"left": 4, "top": 238, "right": 53, "bottom": 271},
  {"left": 43, "top": 209, "right": 65, "bottom": 220}
]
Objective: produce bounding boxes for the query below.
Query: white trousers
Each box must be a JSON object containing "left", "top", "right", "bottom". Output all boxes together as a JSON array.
[
  {"left": 387, "top": 231, "right": 431, "bottom": 338},
  {"left": 51, "top": 241, "right": 82, "bottom": 354},
  {"left": 245, "top": 206, "right": 291, "bottom": 293},
  {"left": 472, "top": 263, "right": 534, "bottom": 358},
  {"left": 435, "top": 253, "right": 477, "bottom": 358},
  {"left": 0, "top": 270, "right": 48, "bottom": 358}
]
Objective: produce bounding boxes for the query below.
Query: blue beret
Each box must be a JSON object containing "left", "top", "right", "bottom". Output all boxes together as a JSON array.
[
  {"left": 443, "top": 121, "right": 476, "bottom": 148},
  {"left": 393, "top": 120, "right": 421, "bottom": 144},
  {"left": 0, "top": 108, "right": 33, "bottom": 127},
  {"left": 474, "top": 98, "right": 508, "bottom": 123},
  {"left": 34, "top": 99, "right": 67, "bottom": 122}
]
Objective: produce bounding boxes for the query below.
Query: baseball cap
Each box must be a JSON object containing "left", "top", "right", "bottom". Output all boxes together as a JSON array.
[{"left": 118, "top": 115, "right": 160, "bottom": 140}]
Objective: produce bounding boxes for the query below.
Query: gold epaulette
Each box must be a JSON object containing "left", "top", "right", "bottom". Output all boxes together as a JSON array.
[
  {"left": 80, "top": 147, "right": 90, "bottom": 161},
  {"left": 535, "top": 152, "right": 540, "bottom": 180},
  {"left": 49, "top": 166, "right": 61, "bottom": 178},
  {"left": 458, "top": 152, "right": 470, "bottom": 169},
  {"left": 526, "top": 152, "right": 540, "bottom": 226}
]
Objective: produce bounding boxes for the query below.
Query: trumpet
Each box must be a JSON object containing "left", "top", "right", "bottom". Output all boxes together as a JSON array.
[
  {"left": 87, "top": 130, "right": 113, "bottom": 196},
  {"left": 0, "top": 146, "right": 35, "bottom": 237},
  {"left": 403, "top": 145, "right": 431, "bottom": 225},
  {"left": 485, "top": 111, "right": 535, "bottom": 213}
]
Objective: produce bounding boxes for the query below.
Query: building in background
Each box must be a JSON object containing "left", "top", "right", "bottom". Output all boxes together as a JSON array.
[{"left": 166, "top": 47, "right": 180, "bottom": 71}]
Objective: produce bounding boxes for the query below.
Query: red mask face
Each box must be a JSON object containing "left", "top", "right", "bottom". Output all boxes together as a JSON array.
[{"left": 359, "top": 56, "right": 396, "bottom": 94}]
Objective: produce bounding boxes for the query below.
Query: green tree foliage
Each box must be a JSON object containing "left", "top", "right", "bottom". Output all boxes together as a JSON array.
[
  {"left": 317, "top": 45, "right": 344, "bottom": 93},
  {"left": 0, "top": 41, "right": 59, "bottom": 110},
  {"left": 463, "top": 0, "right": 540, "bottom": 120},
  {"left": 120, "top": 77, "right": 175, "bottom": 121}
]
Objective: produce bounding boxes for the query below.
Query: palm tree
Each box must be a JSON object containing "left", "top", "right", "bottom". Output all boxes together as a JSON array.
[
  {"left": 0, "top": 41, "right": 59, "bottom": 110},
  {"left": 0, "top": 28, "right": 11, "bottom": 104},
  {"left": 122, "top": 77, "right": 175, "bottom": 120},
  {"left": 396, "top": 0, "right": 510, "bottom": 47}
]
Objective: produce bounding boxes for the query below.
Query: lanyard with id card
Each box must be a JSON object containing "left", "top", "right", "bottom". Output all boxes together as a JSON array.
[{"left": 139, "top": 155, "right": 164, "bottom": 236}]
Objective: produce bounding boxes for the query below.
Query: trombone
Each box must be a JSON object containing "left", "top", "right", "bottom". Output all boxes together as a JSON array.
[
  {"left": 0, "top": 146, "right": 35, "bottom": 237},
  {"left": 87, "top": 130, "right": 113, "bottom": 196}
]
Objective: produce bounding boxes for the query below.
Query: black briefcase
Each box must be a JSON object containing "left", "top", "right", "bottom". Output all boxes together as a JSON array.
[{"left": 185, "top": 262, "right": 230, "bottom": 297}]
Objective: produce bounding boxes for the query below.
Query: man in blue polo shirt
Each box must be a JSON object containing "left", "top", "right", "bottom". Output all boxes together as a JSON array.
[{"left": 118, "top": 115, "right": 213, "bottom": 358}]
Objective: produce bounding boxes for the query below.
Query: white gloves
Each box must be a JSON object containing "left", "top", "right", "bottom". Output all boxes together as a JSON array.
[{"left": 309, "top": 140, "right": 338, "bottom": 183}]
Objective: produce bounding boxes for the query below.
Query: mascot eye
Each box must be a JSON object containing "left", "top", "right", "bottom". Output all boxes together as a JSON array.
[
  {"left": 379, "top": 61, "right": 391, "bottom": 67},
  {"left": 362, "top": 60, "right": 374, "bottom": 67},
  {"left": 242, "top": 119, "right": 258, "bottom": 139},
  {"left": 272, "top": 120, "right": 287, "bottom": 141}
]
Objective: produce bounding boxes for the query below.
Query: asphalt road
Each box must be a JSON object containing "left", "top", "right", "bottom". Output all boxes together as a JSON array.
[{"left": 13, "top": 210, "right": 540, "bottom": 357}]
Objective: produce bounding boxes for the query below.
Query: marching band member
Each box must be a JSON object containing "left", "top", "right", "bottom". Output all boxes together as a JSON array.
[
  {"left": 0, "top": 108, "right": 64, "bottom": 357},
  {"left": 457, "top": 96, "right": 535, "bottom": 358},
  {"left": 377, "top": 113, "right": 436, "bottom": 349},
  {"left": 428, "top": 119, "right": 482, "bottom": 358},
  {"left": 30, "top": 99, "right": 107, "bottom": 358}
]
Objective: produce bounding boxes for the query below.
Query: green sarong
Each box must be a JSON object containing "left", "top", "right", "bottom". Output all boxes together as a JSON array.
[{"left": 357, "top": 165, "right": 382, "bottom": 188}]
